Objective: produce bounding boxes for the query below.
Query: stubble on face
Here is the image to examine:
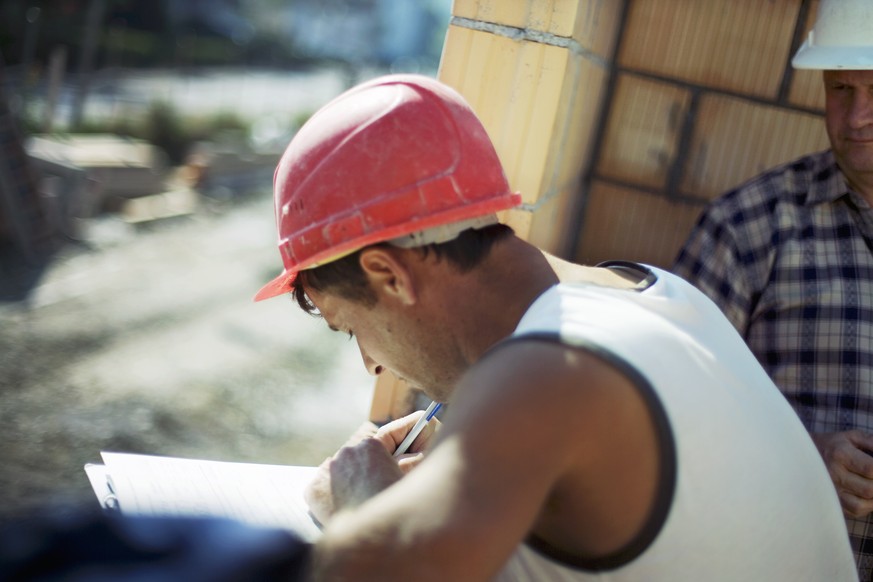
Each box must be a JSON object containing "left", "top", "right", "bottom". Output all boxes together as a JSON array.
[{"left": 306, "top": 287, "right": 462, "bottom": 402}]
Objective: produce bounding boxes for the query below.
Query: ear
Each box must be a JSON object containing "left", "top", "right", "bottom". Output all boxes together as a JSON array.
[{"left": 358, "top": 247, "right": 418, "bottom": 306}]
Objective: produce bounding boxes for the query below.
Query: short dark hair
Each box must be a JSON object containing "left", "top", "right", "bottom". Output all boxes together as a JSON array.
[{"left": 292, "top": 223, "right": 514, "bottom": 314}]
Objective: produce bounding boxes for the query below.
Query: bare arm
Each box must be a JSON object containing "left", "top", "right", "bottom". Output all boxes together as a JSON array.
[{"left": 310, "top": 341, "right": 660, "bottom": 581}]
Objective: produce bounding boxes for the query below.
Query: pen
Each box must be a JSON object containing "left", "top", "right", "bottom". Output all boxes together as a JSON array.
[{"left": 392, "top": 401, "right": 442, "bottom": 457}]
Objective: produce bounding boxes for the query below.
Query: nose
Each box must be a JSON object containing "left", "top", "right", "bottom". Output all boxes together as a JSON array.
[
  {"left": 848, "top": 89, "right": 873, "bottom": 129},
  {"left": 358, "top": 344, "right": 384, "bottom": 376}
]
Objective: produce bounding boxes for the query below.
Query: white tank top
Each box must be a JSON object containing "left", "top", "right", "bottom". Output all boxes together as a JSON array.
[{"left": 493, "top": 262, "right": 856, "bottom": 581}]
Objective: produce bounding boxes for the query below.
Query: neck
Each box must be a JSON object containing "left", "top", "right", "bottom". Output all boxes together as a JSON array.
[
  {"left": 847, "top": 176, "right": 873, "bottom": 207},
  {"left": 438, "top": 237, "right": 560, "bottom": 365},
  {"left": 837, "top": 161, "right": 873, "bottom": 207}
]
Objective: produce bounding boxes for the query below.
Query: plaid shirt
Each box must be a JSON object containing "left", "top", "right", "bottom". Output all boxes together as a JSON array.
[{"left": 673, "top": 149, "right": 873, "bottom": 580}]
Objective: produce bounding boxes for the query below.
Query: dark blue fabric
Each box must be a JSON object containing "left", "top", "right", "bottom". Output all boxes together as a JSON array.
[{"left": 0, "top": 509, "right": 310, "bottom": 581}]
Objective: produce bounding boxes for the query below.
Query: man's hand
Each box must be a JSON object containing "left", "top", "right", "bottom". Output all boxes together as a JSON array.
[
  {"left": 304, "top": 456, "right": 335, "bottom": 526},
  {"left": 304, "top": 412, "right": 439, "bottom": 525},
  {"left": 374, "top": 410, "right": 441, "bottom": 472},
  {"left": 329, "top": 438, "right": 404, "bottom": 510},
  {"left": 812, "top": 430, "right": 873, "bottom": 518},
  {"left": 304, "top": 421, "right": 379, "bottom": 525},
  {"left": 305, "top": 439, "right": 403, "bottom": 524}
]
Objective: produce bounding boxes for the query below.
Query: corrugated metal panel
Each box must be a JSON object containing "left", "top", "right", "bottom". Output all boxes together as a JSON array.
[
  {"left": 619, "top": 0, "right": 800, "bottom": 98},
  {"left": 576, "top": 181, "right": 703, "bottom": 268},
  {"left": 596, "top": 73, "right": 691, "bottom": 190},
  {"left": 682, "top": 95, "right": 828, "bottom": 200},
  {"left": 789, "top": 69, "right": 825, "bottom": 111}
]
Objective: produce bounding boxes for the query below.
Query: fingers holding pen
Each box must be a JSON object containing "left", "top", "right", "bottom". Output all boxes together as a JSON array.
[
  {"left": 374, "top": 407, "right": 442, "bottom": 457},
  {"left": 304, "top": 412, "right": 442, "bottom": 524}
]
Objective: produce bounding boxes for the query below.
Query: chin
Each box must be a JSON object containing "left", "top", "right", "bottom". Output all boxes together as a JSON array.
[{"left": 838, "top": 148, "right": 873, "bottom": 174}]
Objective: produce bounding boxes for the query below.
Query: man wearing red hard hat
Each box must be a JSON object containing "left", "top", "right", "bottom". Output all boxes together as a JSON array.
[
  {"left": 257, "top": 74, "right": 855, "bottom": 580},
  {"left": 674, "top": 1, "right": 873, "bottom": 577}
]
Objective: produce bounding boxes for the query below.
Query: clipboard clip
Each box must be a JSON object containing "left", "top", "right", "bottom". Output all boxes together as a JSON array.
[
  {"left": 103, "top": 475, "right": 121, "bottom": 511},
  {"left": 102, "top": 493, "right": 120, "bottom": 511}
]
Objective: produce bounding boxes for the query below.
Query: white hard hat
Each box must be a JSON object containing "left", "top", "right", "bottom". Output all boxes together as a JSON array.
[{"left": 792, "top": 0, "right": 873, "bottom": 69}]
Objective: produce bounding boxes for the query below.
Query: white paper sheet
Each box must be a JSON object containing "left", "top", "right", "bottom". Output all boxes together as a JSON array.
[{"left": 84, "top": 452, "right": 322, "bottom": 542}]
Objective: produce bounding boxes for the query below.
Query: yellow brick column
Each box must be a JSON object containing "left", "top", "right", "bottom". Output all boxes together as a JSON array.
[{"left": 369, "top": 0, "right": 623, "bottom": 424}]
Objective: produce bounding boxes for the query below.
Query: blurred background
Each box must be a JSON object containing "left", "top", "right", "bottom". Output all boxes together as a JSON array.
[{"left": 0, "top": 0, "right": 452, "bottom": 520}]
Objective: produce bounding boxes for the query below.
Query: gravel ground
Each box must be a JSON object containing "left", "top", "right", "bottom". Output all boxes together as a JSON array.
[{"left": 0, "top": 192, "right": 374, "bottom": 521}]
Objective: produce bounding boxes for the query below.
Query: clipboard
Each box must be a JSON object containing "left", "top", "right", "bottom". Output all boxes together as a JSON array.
[{"left": 83, "top": 452, "right": 323, "bottom": 542}]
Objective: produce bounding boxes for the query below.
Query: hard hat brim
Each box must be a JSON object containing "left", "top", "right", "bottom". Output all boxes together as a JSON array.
[
  {"left": 253, "top": 270, "right": 297, "bottom": 302},
  {"left": 792, "top": 42, "right": 873, "bottom": 69},
  {"left": 254, "top": 191, "right": 523, "bottom": 302}
]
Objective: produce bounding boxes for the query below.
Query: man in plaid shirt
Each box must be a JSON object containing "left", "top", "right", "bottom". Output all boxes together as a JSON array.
[{"left": 673, "top": 2, "right": 873, "bottom": 578}]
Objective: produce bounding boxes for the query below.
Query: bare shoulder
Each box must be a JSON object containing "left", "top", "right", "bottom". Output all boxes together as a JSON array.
[
  {"left": 433, "top": 337, "right": 664, "bottom": 559},
  {"left": 541, "top": 252, "right": 641, "bottom": 289},
  {"left": 456, "top": 337, "right": 648, "bottom": 418},
  {"left": 444, "top": 337, "right": 659, "bottom": 471}
]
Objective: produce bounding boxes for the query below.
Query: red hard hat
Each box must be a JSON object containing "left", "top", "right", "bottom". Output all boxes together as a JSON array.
[{"left": 254, "top": 74, "right": 521, "bottom": 302}]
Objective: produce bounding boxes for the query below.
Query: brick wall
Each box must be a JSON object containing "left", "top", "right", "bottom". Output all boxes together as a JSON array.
[
  {"left": 439, "top": 0, "right": 826, "bottom": 269},
  {"left": 573, "top": 0, "right": 828, "bottom": 268}
]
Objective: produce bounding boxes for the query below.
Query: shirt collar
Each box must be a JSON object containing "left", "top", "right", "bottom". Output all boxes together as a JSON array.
[{"left": 804, "top": 149, "right": 851, "bottom": 206}]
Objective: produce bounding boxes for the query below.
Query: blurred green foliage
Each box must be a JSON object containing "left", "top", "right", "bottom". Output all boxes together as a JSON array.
[
  {"left": 0, "top": 0, "right": 306, "bottom": 70},
  {"left": 63, "top": 101, "right": 251, "bottom": 164}
]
